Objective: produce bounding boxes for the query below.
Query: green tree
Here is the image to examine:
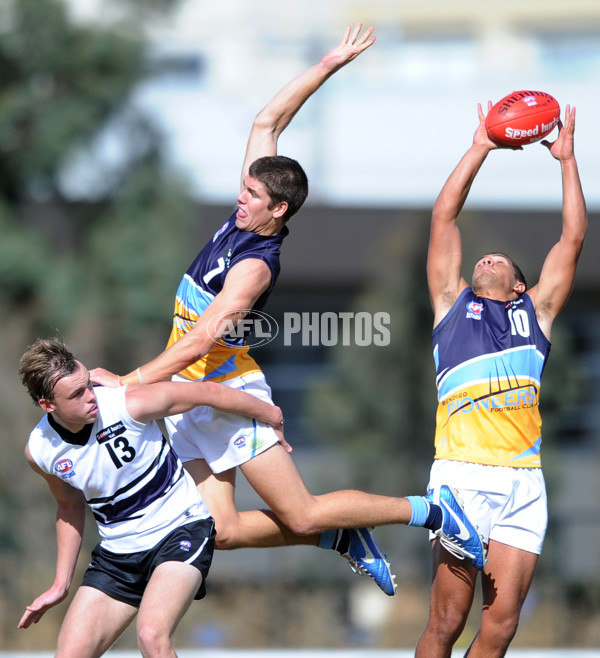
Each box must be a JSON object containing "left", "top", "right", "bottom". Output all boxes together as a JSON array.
[{"left": 0, "top": 0, "right": 194, "bottom": 333}]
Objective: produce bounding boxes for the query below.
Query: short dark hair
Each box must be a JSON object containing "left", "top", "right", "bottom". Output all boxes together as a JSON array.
[
  {"left": 249, "top": 155, "right": 308, "bottom": 222},
  {"left": 19, "top": 337, "right": 79, "bottom": 404},
  {"left": 492, "top": 252, "right": 528, "bottom": 291}
]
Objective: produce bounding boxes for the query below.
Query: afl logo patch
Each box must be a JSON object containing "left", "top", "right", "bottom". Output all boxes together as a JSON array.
[
  {"left": 233, "top": 437, "right": 246, "bottom": 448},
  {"left": 55, "top": 459, "right": 75, "bottom": 479},
  {"left": 180, "top": 540, "right": 192, "bottom": 552},
  {"left": 466, "top": 301, "right": 484, "bottom": 320},
  {"left": 213, "top": 221, "right": 229, "bottom": 242},
  {"left": 55, "top": 459, "right": 73, "bottom": 474}
]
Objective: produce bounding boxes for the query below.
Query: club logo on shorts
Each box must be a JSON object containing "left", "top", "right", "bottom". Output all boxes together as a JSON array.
[{"left": 179, "top": 540, "right": 192, "bottom": 552}]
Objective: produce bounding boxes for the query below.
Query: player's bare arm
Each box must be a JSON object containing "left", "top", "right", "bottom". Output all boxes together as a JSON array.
[
  {"left": 427, "top": 103, "right": 496, "bottom": 324},
  {"left": 126, "top": 380, "right": 284, "bottom": 429},
  {"left": 91, "top": 259, "right": 272, "bottom": 387},
  {"left": 19, "top": 447, "right": 86, "bottom": 629},
  {"left": 528, "top": 106, "right": 587, "bottom": 337},
  {"left": 241, "top": 23, "right": 375, "bottom": 184}
]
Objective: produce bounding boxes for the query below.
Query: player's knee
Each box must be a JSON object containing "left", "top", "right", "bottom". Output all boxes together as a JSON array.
[
  {"left": 273, "top": 508, "right": 320, "bottom": 536},
  {"left": 428, "top": 606, "right": 469, "bottom": 645},
  {"left": 480, "top": 613, "right": 520, "bottom": 650},
  {"left": 137, "top": 621, "right": 170, "bottom": 656},
  {"left": 287, "top": 517, "right": 319, "bottom": 536}
]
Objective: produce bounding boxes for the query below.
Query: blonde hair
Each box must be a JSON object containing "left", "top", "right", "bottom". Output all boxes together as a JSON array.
[{"left": 19, "top": 337, "right": 79, "bottom": 404}]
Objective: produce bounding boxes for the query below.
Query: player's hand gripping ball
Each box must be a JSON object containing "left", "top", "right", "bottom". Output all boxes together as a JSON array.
[{"left": 485, "top": 91, "right": 560, "bottom": 147}]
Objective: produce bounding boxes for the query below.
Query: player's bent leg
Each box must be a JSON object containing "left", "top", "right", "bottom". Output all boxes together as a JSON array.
[
  {"left": 185, "top": 453, "right": 396, "bottom": 595},
  {"left": 56, "top": 586, "right": 137, "bottom": 658},
  {"left": 465, "top": 540, "right": 539, "bottom": 658},
  {"left": 239, "top": 444, "right": 322, "bottom": 535},
  {"left": 185, "top": 458, "right": 314, "bottom": 549},
  {"left": 415, "top": 540, "right": 478, "bottom": 658},
  {"left": 137, "top": 561, "right": 203, "bottom": 658},
  {"left": 240, "top": 444, "right": 414, "bottom": 532},
  {"left": 240, "top": 445, "right": 401, "bottom": 595}
]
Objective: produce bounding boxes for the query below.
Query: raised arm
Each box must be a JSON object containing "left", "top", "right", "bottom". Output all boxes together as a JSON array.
[
  {"left": 528, "top": 106, "right": 587, "bottom": 338},
  {"left": 427, "top": 103, "right": 499, "bottom": 326},
  {"left": 240, "top": 23, "right": 375, "bottom": 186},
  {"left": 19, "top": 446, "right": 86, "bottom": 629},
  {"left": 125, "top": 379, "right": 284, "bottom": 429}
]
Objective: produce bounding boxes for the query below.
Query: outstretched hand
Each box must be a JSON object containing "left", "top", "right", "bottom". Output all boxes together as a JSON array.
[
  {"left": 541, "top": 105, "right": 576, "bottom": 161},
  {"left": 18, "top": 586, "right": 68, "bottom": 629},
  {"left": 320, "top": 23, "right": 376, "bottom": 73}
]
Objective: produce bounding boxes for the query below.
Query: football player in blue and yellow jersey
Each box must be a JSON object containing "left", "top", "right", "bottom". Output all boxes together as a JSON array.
[{"left": 417, "top": 104, "right": 586, "bottom": 657}]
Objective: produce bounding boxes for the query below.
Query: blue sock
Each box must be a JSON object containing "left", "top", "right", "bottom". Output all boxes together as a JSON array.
[
  {"left": 407, "top": 496, "right": 430, "bottom": 527},
  {"left": 407, "top": 496, "right": 444, "bottom": 531}
]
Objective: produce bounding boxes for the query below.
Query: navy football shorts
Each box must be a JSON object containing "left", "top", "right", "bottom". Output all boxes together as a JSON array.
[{"left": 81, "top": 518, "right": 216, "bottom": 607}]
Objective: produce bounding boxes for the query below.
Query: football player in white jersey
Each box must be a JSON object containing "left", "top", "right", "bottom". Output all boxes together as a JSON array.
[{"left": 18, "top": 337, "right": 282, "bottom": 658}]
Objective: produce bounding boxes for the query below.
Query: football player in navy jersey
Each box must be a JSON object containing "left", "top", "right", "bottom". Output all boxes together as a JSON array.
[
  {"left": 90, "top": 24, "right": 486, "bottom": 596},
  {"left": 417, "top": 104, "right": 586, "bottom": 657},
  {"left": 18, "top": 337, "right": 284, "bottom": 656}
]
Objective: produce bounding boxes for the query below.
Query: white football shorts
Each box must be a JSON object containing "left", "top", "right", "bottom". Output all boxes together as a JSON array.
[
  {"left": 427, "top": 459, "right": 548, "bottom": 555},
  {"left": 165, "top": 372, "right": 279, "bottom": 474}
]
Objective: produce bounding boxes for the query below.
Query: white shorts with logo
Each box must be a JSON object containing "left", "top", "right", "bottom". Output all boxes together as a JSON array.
[
  {"left": 427, "top": 459, "right": 548, "bottom": 555},
  {"left": 165, "top": 372, "right": 279, "bottom": 474}
]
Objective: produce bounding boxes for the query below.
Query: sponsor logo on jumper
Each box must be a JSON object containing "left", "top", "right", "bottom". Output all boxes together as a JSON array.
[
  {"left": 96, "top": 421, "right": 126, "bottom": 444},
  {"left": 442, "top": 373, "right": 539, "bottom": 425},
  {"left": 466, "top": 301, "right": 484, "bottom": 320}
]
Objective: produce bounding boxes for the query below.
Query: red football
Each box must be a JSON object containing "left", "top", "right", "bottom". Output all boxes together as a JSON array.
[{"left": 485, "top": 90, "right": 560, "bottom": 147}]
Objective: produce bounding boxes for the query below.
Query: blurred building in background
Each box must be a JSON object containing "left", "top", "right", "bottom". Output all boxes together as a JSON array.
[{"left": 67, "top": 0, "right": 600, "bottom": 210}]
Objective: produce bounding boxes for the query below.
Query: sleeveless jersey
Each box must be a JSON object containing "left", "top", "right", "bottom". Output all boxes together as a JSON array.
[
  {"left": 27, "top": 386, "right": 210, "bottom": 553},
  {"left": 167, "top": 212, "right": 288, "bottom": 382},
  {"left": 432, "top": 288, "right": 551, "bottom": 468}
]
